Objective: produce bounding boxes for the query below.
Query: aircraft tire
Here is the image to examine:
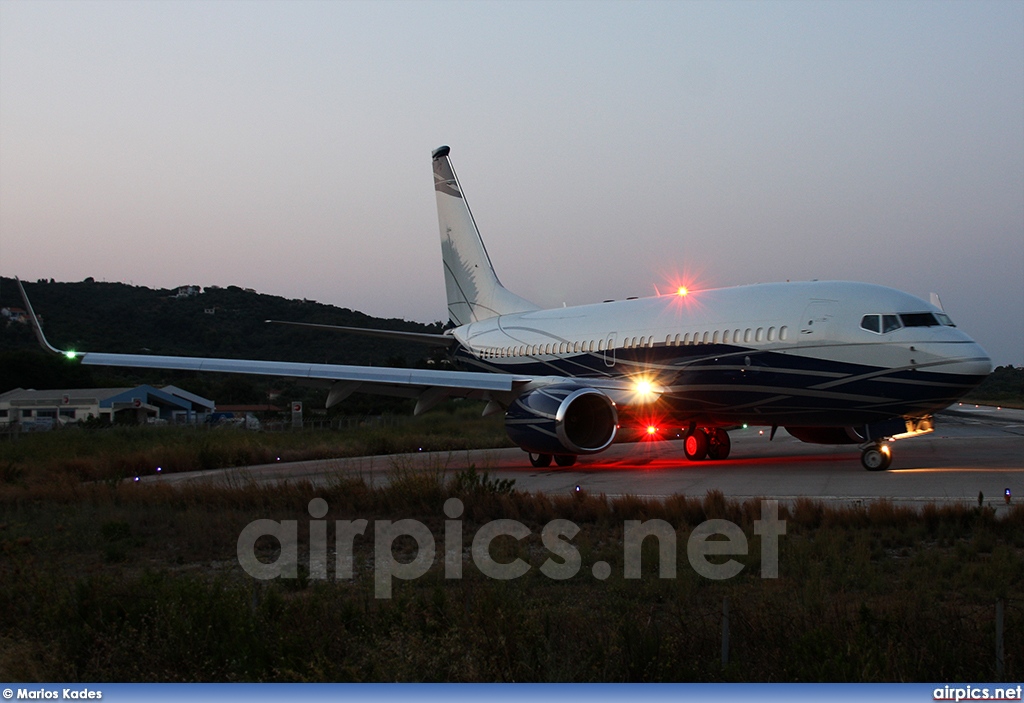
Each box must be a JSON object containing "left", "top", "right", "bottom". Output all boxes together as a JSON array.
[
  {"left": 684, "top": 429, "right": 709, "bottom": 461},
  {"left": 707, "top": 428, "right": 731, "bottom": 460},
  {"left": 861, "top": 445, "right": 892, "bottom": 471},
  {"left": 554, "top": 454, "right": 577, "bottom": 467},
  {"left": 529, "top": 452, "right": 553, "bottom": 468}
]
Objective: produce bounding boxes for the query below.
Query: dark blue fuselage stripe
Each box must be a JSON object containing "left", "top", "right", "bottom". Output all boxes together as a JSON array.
[{"left": 452, "top": 345, "right": 986, "bottom": 427}]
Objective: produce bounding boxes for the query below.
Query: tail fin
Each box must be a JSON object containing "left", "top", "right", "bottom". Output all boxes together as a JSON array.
[{"left": 432, "top": 146, "right": 539, "bottom": 325}]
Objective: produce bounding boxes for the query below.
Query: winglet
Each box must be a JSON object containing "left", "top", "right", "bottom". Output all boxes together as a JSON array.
[{"left": 15, "top": 278, "right": 80, "bottom": 358}]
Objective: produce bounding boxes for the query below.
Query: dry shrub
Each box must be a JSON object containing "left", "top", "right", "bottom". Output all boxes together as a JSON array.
[{"left": 791, "top": 496, "right": 825, "bottom": 529}]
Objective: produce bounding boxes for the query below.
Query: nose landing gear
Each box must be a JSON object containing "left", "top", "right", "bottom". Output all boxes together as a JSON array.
[{"left": 860, "top": 443, "right": 892, "bottom": 471}]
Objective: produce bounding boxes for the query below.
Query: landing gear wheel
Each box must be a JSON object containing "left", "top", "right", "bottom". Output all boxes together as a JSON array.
[
  {"left": 707, "top": 428, "right": 731, "bottom": 460},
  {"left": 861, "top": 445, "right": 892, "bottom": 471},
  {"left": 554, "top": 454, "right": 577, "bottom": 467},
  {"left": 684, "top": 429, "right": 709, "bottom": 461},
  {"left": 529, "top": 452, "right": 553, "bottom": 468}
]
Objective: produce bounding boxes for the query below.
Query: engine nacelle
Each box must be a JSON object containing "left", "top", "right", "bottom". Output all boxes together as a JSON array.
[{"left": 505, "top": 384, "right": 618, "bottom": 455}]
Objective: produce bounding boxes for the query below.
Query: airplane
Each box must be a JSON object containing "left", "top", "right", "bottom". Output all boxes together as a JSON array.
[{"left": 18, "top": 145, "right": 992, "bottom": 471}]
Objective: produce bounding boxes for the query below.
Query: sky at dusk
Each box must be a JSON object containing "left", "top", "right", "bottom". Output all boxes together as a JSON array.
[{"left": 1, "top": 1, "right": 1022, "bottom": 366}]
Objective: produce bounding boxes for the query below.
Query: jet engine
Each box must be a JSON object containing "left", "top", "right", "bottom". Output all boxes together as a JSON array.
[{"left": 505, "top": 384, "right": 618, "bottom": 456}]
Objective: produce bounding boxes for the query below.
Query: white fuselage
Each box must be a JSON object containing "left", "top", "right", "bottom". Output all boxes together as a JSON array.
[{"left": 449, "top": 280, "right": 991, "bottom": 428}]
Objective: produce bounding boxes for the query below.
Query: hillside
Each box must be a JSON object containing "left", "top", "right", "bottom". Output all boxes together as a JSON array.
[{"left": 0, "top": 277, "right": 446, "bottom": 407}]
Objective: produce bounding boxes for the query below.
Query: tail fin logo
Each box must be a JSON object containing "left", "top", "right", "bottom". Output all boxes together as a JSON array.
[{"left": 433, "top": 157, "right": 463, "bottom": 199}]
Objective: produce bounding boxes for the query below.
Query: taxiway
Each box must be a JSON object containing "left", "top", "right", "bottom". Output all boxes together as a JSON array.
[{"left": 145, "top": 405, "right": 1024, "bottom": 510}]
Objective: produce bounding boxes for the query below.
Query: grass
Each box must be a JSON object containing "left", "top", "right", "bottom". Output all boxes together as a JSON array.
[
  {"left": 0, "top": 401, "right": 512, "bottom": 486},
  {"left": 0, "top": 418, "right": 1021, "bottom": 681},
  {"left": 0, "top": 459, "right": 1021, "bottom": 681}
]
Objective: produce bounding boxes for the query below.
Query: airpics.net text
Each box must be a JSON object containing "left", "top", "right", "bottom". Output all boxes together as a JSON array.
[{"left": 237, "top": 498, "right": 787, "bottom": 598}]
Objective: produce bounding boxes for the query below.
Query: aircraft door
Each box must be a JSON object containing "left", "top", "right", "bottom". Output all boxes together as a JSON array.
[
  {"left": 604, "top": 334, "right": 617, "bottom": 367},
  {"left": 799, "top": 300, "right": 837, "bottom": 340}
]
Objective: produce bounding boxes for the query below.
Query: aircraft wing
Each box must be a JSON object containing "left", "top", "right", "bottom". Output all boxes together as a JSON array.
[
  {"left": 265, "top": 319, "right": 452, "bottom": 346},
  {"left": 16, "top": 279, "right": 524, "bottom": 407},
  {"left": 76, "top": 351, "right": 519, "bottom": 394},
  {"left": 16, "top": 279, "right": 659, "bottom": 412}
]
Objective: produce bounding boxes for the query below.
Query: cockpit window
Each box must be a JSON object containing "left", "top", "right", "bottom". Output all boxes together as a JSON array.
[
  {"left": 860, "top": 315, "right": 880, "bottom": 333},
  {"left": 863, "top": 312, "right": 952, "bottom": 334},
  {"left": 862, "top": 313, "right": 902, "bottom": 334},
  {"left": 899, "top": 312, "right": 940, "bottom": 327}
]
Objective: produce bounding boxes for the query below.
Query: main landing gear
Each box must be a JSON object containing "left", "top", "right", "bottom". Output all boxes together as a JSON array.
[
  {"left": 528, "top": 453, "right": 577, "bottom": 468},
  {"left": 683, "top": 428, "right": 731, "bottom": 461},
  {"left": 860, "top": 443, "right": 892, "bottom": 471}
]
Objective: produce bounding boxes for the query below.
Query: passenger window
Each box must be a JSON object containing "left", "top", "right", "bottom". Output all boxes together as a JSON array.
[
  {"left": 767, "top": 327, "right": 776, "bottom": 342},
  {"left": 882, "top": 315, "right": 901, "bottom": 333},
  {"left": 755, "top": 328, "right": 764, "bottom": 342},
  {"left": 702, "top": 331, "right": 709, "bottom": 344},
  {"left": 744, "top": 329, "right": 752, "bottom": 343},
  {"left": 780, "top": 326, "right": 788, "bottom": 341},
  {"left": 860, "top": 315, "right": 881, "bottom": 333},
  {"left": 712, "top": 331, "right": 719, "bottom": 344}
]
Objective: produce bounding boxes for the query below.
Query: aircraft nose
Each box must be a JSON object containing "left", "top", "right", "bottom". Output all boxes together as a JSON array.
[{"left": 958, "top": 341, "right": 992, "bottom": 377}]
